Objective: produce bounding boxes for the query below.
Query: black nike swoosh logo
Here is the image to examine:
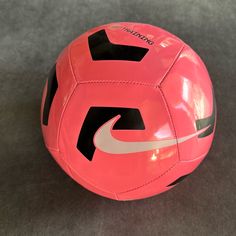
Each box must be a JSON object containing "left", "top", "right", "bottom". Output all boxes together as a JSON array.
[{"left": 88, "top": 29, "right": 149, "bottom": 61}]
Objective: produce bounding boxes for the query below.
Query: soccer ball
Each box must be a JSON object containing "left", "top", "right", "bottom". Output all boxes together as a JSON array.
[{"left": 41, "top": 22, "right": 216, "bottom": 200}]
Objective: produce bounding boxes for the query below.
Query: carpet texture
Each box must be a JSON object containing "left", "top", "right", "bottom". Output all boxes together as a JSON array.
[{"left": 0, "top": 0, "right": 235, "bottom": 235}]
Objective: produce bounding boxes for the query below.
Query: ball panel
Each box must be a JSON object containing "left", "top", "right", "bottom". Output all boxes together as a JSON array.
[
  {"left": 160, "top": 46, "right": 215, "bottom": 161},
  {"left": 41, "top": 47, "right": 77, "bottom": 150},
  {"left": 58, "top": 83, "right": 179, "bottom": 194},
  {"left": 117, "top": 153, "right": 205, "bottom": 200},
  {"left": 69, "top": 22, "right": 184, "bottom": 87}
]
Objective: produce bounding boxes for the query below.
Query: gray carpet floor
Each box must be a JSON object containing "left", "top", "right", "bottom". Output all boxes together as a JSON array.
[{"left": 0, "top": 0, "right": 235, "bottom": 235}]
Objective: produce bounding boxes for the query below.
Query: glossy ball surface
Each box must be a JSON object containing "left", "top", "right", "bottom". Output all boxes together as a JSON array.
[{"left": 41, "top": 22, "right": 216, "bottom": 200}]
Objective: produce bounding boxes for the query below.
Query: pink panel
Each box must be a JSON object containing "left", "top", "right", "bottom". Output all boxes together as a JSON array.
[
  {"left": 58, "top": 83, "right": 178, "bottom": 194},
  {"left": 161, "top": 46, "right": 215, "bottom": 161},
  {"left": 117, "top": 154, "right": 205, "bottom": 200},
  {"left": 69, "top": 22, "right": 184, "bottom": 86}
]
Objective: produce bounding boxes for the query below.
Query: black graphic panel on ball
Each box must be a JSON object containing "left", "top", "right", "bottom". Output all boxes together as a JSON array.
[
  {"left": 43, "top": 64, "right": 58, "bottom": 126},
  {"left": 88, "top": 29, "right": 149, "bottom": 61},
  {"left": 167, "top": 174, "right": 190, "bottom": 187},
  {"left": 77, "top": 107, "right": 145, "bottom": 161}
]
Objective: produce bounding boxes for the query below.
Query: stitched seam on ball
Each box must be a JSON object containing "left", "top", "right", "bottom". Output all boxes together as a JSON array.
[
  {"left": 56, "top": 84, "right": 78, "bottom": 153},
  {"left": 78, "top": 80, "right": 155, "bottom": 87},
  {"left": 118, "top": 162, "right": 178, "bottom": 194},
  {"left": 159, "top": 87, "right": 181, "bottom": 162},
  {"left": 68, "top": 43, "right": 78, "bottom": 83},
  {"left": 180, "top": 151, "right": 208, "bottom": 162},
  {"left": 158, "top": 44, "right": 185, "bottom": 87}
]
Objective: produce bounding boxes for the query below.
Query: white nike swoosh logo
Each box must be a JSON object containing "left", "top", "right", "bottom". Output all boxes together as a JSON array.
[{"left": 94, "top": 115, "right": 209, "bottom": 155}]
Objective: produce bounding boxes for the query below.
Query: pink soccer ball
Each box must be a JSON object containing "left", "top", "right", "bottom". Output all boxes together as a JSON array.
[{"left": 41, "top": 22, "right": 216, "bottom": 200}]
